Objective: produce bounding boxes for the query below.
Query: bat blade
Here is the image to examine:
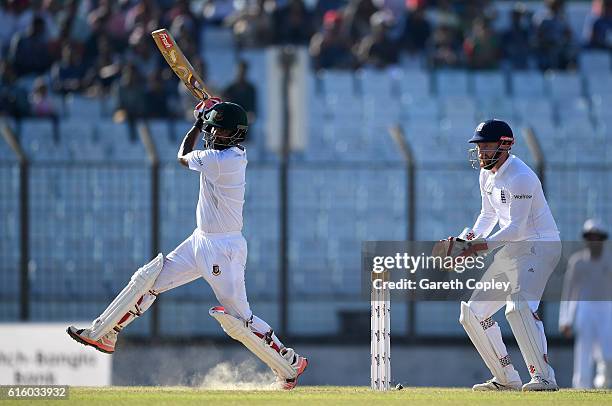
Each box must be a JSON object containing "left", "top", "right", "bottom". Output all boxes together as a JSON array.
[{"left": 151, "top": 28, "right": 211, "bottom": 101}]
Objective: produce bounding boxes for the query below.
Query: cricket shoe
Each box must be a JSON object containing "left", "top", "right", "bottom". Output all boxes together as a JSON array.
[
  {"left": 522, "top": 376, "right": 559, "bottom": 391},
  {"left": 66, "top": 326, "right": 117, "bottom": 354},
  {"left": 276, "top": 348, "right": 309, "bottom": 390},
  {"left": 473, "top": 378, "right": 522, "bottom": 391}
]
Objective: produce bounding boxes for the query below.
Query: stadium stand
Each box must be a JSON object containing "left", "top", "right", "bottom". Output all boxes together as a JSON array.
[{"left": 1, "top": 0, "right": 611, "bottom": 339}]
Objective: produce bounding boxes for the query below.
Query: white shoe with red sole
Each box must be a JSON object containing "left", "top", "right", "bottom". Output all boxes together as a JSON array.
[
  {"left": 280, "top": 356, "right": 308, "bottom": 390},
  {"left": 66, "top": 326, "right": 117, "bottom": 354}
]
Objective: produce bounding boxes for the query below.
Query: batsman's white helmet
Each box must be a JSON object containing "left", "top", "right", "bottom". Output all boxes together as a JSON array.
[{"left": 582, "top": 219, "right": 608, "bottom": 239}]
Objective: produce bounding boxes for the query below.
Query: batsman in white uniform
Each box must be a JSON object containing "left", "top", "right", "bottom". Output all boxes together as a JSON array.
[
  {"left": 444, "top": 119, "right": 562, "bottom": 391},
  {"left": 67, "top": 100, "right": 308, "bottom": 389},
  {"left": 559, "top": 219, "right": 612, "bottom": 388}
]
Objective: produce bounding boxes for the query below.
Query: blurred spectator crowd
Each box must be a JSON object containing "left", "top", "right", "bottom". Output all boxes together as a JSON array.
[
  {"left": 0, "top": 0, "right": 257, "bottom": 123},
  {"left": 308, "top": 0, "right": 612, "bottom": 70},
  {"left": 0, "top": 0, "right": 611, "bottom": 121}
]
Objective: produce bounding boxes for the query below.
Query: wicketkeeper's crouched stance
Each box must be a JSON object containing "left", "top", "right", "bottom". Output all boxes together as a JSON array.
[
  {"left": 67, "top": 100, "right": 308, "bottom": 389},
  {"left": 439, "top": 120, "right": 561, "bottom": 392}
]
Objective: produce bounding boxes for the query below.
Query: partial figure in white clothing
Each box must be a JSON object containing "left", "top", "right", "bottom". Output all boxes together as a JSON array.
[
  {"left": 436, "top": 119, "right": 562, "bottom": 391},
  {"left": 559, "top": 219, "right": 612, "bottom": 389},
  {"left": 66, "top": 99, "right": 308, "bottom": 389}
]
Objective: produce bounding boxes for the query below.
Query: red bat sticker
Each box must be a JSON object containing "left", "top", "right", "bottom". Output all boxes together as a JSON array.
[{"left": 159, "top": 33, "right": 173, "bottom": 49}]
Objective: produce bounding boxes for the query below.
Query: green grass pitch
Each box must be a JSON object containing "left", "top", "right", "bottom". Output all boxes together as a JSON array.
[{"left": 3, "top": 386, "right": 611, "bottom": 405}]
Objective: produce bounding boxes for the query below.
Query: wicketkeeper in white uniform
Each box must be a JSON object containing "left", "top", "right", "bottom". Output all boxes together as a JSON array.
[
  {"left": 67, "top": 99, "right": 308, "bottom": 389},
  {"left": 559, "top": 219, "right": 612, "bottom": 388},
  {"left": 441, "top": 119, "right": 562, "bottom": 391}
]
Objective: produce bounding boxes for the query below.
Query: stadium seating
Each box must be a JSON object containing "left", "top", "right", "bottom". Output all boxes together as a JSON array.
[
  {"left": 580, "top": 51, "right": 612, "bottom": 73},
  {"left": 0, "top": 154, "right": 20, "bottom": 320},
  {"left": 472, "top": 71, "right": 507, "bottom": 99},
  {"left": 439, "top": 96, "right": 477, "bottom": 120},
  {"left": 511, "top": 71, "right": 548, "bottom": 98},
  {"left": 546, "top": 71, "right": 585, "bottom": 101},
  {"left": 358, "top": 68, "right": 399, "bottom": 99},
  {"left": 19, "top": 119, "right": 68, "bottom": 161},
  {"left": 398, "top": 70, "right": 431, "bottom": 99},
  {"left": 64, "top": 94, "right": 102, "bottom": 119},
  {"left": 435, "top": 70, "right": 470, "bottom": 96},
  {"left": 2, "top": 1, "right": 612, "bottom": 337}
]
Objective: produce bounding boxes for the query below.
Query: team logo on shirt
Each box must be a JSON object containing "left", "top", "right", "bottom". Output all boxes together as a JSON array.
[
  {"left": 212, "top": 265, "right": 221, "bottom": 276},
  {"left": 500, "top": 190, "right": 507, "bottom": 204},
  {"left": 513, "top": 194, "right": 532, "bottom": 199}
]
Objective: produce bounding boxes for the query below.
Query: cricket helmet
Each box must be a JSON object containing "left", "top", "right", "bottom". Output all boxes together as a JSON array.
[
  {"left": 202, "top": 102, "right": 248, "bottom": 149},
  {"left": 468, "top": 119, "right": 514, "bottom": 170}
]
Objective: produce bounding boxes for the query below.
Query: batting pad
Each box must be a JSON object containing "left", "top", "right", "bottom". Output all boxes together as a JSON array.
[
  {"left": 210, "top": 307, "right": 296, "bottom": 379},
  {"left": 89, "top": 254, "right": 164, "bottom": 340},
  {"left": 460, "top": 302, "right": 514, "bottom": 382},
  {"left": 505, "top": 293, "right": 551, "bottom": 379}
]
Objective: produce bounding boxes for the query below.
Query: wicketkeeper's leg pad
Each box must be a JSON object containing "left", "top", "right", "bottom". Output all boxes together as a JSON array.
[
  {"left": 505, "top": 293, "right": 554, "bottom": 380},
  {"left": 209, "top": 306, "right": 297, "bottom": 379},
  {"left": 89, "top": 254, "right": 164, "bottom": 340},
  {"left": 459, "top": 301, "right": 519, "bottom": 383}
]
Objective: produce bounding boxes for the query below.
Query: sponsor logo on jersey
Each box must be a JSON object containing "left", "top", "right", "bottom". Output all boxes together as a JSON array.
[
  {"left": 513, "top": 194, "right": 533, "bottom": 199},
  {"left": 500, "top": 190, "right": 507, "bottom": 204},
  {"left": 212, "top": 265, "right": 221, "bottom": 276}
]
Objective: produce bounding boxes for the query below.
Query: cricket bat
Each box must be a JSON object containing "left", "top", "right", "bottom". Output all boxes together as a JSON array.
[{"left": 151, "top": 28, "right": 212, "bottom": 101}]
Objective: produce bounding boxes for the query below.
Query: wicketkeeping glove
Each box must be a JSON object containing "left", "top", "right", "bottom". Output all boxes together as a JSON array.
[{"left": 433, "top": 237, "right": 488, "bottom": 258}]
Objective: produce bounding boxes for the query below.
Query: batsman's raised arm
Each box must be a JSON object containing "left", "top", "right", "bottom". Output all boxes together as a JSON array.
[
  {"left": 177, "top": 125, "right": 202, "bottom": 168},
  {"left": 178, "top": 98, "right": 221, "bottom": 167}
]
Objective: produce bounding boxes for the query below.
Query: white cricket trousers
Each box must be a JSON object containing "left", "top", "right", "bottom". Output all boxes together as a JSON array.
[
  {"left": 151, "top": 228, "right": 252, "bottom": 321},
  {"left": 463, "top": 239, "right": 562, "bottom": 381},
  {"left": 467, "top": 239, "right": 562, "bottom": 318},
  {"left": 572, "top": 301, "right": 612, "bottom": 388}
]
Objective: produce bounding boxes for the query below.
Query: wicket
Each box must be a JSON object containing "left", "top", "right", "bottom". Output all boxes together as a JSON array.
[{"left": 370, "top": 271, "right": 391, "bottom": 390}]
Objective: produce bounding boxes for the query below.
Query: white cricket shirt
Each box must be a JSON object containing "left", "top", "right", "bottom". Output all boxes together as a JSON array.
[
  {"left": 472, "top": 155, "right": 559, "bottom": 246},
  {"left": 185, "top": 146, "right": 246, "bottom": 234}
]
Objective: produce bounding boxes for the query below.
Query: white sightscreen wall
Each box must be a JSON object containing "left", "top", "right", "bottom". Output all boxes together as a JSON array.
[{"left": 0, "top": 323, "right": 112, "bottom": 386}]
